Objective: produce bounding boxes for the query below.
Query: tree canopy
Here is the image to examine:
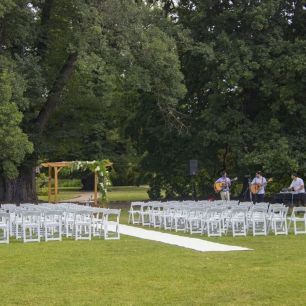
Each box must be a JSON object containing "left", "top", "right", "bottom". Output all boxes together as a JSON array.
[{"left": 1, "top": 0, "right": 306, "bottom": 201}]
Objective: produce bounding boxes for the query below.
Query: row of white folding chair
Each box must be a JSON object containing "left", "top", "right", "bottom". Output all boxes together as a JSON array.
[
  {"left": 129, "top": 201, "right": 305, "bottom": 237},
  {"left": 0, "top": 209, "right": 61, "bottom": 243},
  {"left": 15, "top": 209, "right": 91, "bottom": 242},
  {"left": 156, "top": 204, "right": 289, "bottom": 237},
  {"left": 0, "top": 212, "right": 10, "bottom": 243},
  {"left": 3, "top": 205, "right": 120, "bottom": 242}
]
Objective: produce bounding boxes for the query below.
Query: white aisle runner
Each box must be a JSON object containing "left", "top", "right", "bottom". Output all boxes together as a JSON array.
[{"left": 119, "top": 225, "right": 250, "bottom": 252}]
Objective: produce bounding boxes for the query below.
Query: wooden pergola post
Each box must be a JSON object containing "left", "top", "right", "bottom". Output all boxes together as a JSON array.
[
  {"left": 94, "top": 171, "right": 98, "bottom": 207},
  {"left": 54, "top": 166, "right": 58, "bottom": 203},
  {"left": 48, "top": 166, "right": 52, "bottom": 203}
]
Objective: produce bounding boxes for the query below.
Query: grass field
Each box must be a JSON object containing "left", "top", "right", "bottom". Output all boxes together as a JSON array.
[
  {"left": 38, "top": 185, "right": 149, "bottom": 202},
  {"left": 38, "top": 191, "right": 82, "bottom": 202},
  {"left": 107, "top": 186, "right": 149, "bottom": 202},
  {"left": 1, "top": 208, "right": 306, "bottom": 305}
]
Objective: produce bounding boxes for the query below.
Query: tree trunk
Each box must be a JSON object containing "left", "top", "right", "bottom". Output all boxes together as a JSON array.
[{"left": 0, "top": 166, "right": 37, "bottom": 203}]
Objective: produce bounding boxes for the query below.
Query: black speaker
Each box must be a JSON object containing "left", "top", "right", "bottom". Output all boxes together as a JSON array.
[{"left": 189, "top": 160, "right": 198, "bottom": 176}]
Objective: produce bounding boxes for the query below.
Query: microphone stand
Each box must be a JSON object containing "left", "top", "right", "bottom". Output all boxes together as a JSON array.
[{"left": 248, "top": 178, "right": 253, "bottom": 202}]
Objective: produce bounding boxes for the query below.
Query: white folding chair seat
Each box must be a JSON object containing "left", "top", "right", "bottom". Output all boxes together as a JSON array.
[
  {"left": 22, "top": 211, "right": 41, "bottom": 243},
  {"left": 43, "top": 210, "right": 63, "bottom": 241},
  {"left": 0, "top": 212, "right": 10, "bottom": 243},
  {"left": 288, "top": 207, "right": 306, "bottom": 235},
  {"left": 101, "top": 209, "right": 120, "bottom": 240}
]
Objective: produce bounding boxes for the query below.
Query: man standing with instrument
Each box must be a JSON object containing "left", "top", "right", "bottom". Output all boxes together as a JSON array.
[
  {"left": 215, "top": 171, "right": 231, "bottom": 201},
  {"left": 251, "top": 171, "right": 267, "bottom": 203}
]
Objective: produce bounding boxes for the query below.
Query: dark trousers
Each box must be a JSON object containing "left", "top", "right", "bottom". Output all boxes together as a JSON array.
[{"left": 253, "top": 193, "right": 265, "bottom": 203}]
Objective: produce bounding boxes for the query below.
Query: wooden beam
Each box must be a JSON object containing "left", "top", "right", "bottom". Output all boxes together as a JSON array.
[
  {"left": 41, "top": 161, "right": 72, "bottom": 168},
  {"left": 94, "top": 171, "right": 98, "bottom": 207},
  {"left": 48, "top": 166, "right": 52, "bottom": 203}
]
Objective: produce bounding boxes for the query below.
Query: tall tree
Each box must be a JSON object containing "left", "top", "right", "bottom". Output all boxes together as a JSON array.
[
  {"left": 133, "top": 0, "right": 306, "bottom": 198},
  {"left": 0, "top": 0, "right": 186, "bottom": 202}
]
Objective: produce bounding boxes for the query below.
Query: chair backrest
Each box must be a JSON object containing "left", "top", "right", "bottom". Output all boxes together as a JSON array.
[
  {"left": 268, "top": 203, "right": 284, "bottom": 214},
  {"left": 239, "top": 201, "right": 253, "bottom": 207},
  {"left": 22, "top": 211, "right": 41, "bottom": 223},
  {"left": 103, "top": 209, "right": 121, "bottom": 223},
  {"left": 0, "top": 212, "right": 10, "bottom": 223},
  {"left": 44, "top": 210, "right": 63, "bottom": 217},
  {"left": 271, "top": 207, "right": 288, "bottom": 218},
  {"left": 231, "top": 207, "right": 248, "bottom": 215},
  {"left": 291, "top": 207, "right": 306, "bottom": 217},
  {"left": 130, "top": 202, "right": 143, "bottom": 210},
  {"left": 252, "top": 204, "right": 268, "bottom": 212}
]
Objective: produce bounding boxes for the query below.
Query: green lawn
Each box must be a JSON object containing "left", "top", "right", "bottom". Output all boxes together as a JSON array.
[
  {"left": 38, "top": 190, "right": 82, "bottom": 202},
  {"left": 38, "top": 185, "right": 149, "bottom": 202},
  {"left": 1, "top": 210, "right": 306, "bottom": 305},
  {"left": 107, "top": 186, "right": 149, "bottom": 202}
]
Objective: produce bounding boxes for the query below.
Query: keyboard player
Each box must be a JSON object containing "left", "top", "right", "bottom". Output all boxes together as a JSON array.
[{"left": 289, "top": 173, "right": 305, "bottom": 206}]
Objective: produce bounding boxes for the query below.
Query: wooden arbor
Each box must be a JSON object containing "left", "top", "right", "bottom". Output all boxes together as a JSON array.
[{"left": 40, "top": 161, "right": 99, "bottom": 206}]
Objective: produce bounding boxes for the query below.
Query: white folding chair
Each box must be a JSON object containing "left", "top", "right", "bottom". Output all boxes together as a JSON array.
[
  {"left": 206, "top": 208, "right": 223, "bottom": 237},
  {"left": 64, "top": 210, "right": 76, "bottom": 238},
  {"left": 288, "top": 207, "right": 306, "bottom": 235},
  {"left": 231, "top": 208, "right": 248, "bottom": 237},
  {"left": 173, "top": 207, "right": 188, "bottom": 232},
  {"left": 186, "top": 209, "right": 203, "bottom": 234},
  {"left": 22, "top": 211, "right": 41, "bottom": 243},
  {"left": 74, "top": 210, "right": 92, "bottom": 240},
  {"left": 270, "top": 207, "right": 288, "bottom": 235},
  {"left": 43, "top": 210, "right": 63, "bottom": 241},
  {"left": 91, "top": 208, "right": 105, "bottom": 237},
  {"left": 128, "top": 202, "right": 142, "bottom": 224},
  {"left": 102, "top": 209, "right": 120, "bottom": 240},
  {"left": 0, "top": 212, "right": 10, "bottom": 244},
  {"left": 250, "top": 208, "right": 267, "bottom": 236}
]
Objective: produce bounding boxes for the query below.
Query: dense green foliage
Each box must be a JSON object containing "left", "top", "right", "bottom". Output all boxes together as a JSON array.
[
  {"left": 0, "top": 0, "right": 306, "bottom": 201},
  {"left": 0, "top": 0, "right": 185, "bottom": 201},
  {"left": 132, "top": 0, "right": 306, "bottom": 198}
]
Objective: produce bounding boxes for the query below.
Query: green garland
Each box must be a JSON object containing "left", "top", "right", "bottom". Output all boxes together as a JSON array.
[{"left": 67, "top": 160, "right": 112, "bottom": 201}]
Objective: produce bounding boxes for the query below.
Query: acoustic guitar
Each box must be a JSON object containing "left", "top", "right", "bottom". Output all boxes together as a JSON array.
[
  {"left": 214, "top": 177, "right": 238, "bottom": 193},
  {"left": 250, "top": 178, "right": 273, "bottom": 194}
]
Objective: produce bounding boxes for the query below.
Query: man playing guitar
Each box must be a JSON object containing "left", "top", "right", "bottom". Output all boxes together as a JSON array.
[
  {"left": 215, "top": 171, "right": 231, "bottom": 201},
  {"left": 251, "top": 171, "right": 267, "bottom": 203}
]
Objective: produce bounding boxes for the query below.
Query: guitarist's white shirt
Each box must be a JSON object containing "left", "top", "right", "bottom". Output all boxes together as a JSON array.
[
  {"left": 251, "top": 176, "right": 267, "bottom": 194},
  {"left": 290, "top": 178, "right": 305, "bottom": 193}
]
